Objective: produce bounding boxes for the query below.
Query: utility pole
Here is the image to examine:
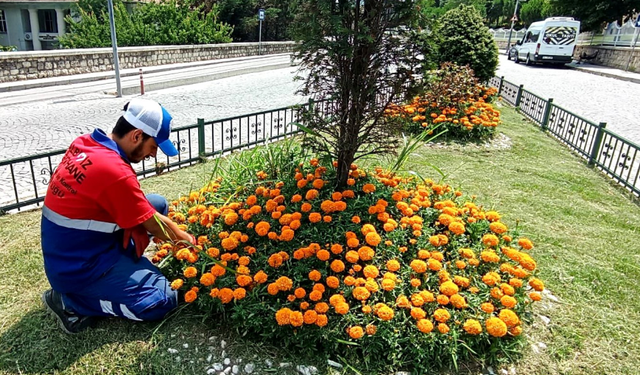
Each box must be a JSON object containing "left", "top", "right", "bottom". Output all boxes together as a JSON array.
[
  {"left": 506, "top": 0, "right": 525, "bottom": 54},
  {"left": 107, "top": 0, "right": 122, "bottom": 97}
]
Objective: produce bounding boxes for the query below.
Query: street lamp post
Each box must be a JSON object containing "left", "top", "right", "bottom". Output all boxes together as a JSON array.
[
  {"left": 506, "top": 0, "right": 525, "bottom": 54},
  {"left": 107, "top": 0, "right": 122, "bottom": 97}
]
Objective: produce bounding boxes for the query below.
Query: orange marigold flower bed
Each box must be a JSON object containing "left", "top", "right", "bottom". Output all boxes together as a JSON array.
[{"left": 155, "top": 158, "right": 545, "bottom": 372}]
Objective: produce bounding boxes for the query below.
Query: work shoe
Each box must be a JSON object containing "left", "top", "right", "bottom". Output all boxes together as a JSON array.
[{"left": 41, "top": 289, "right": 96, "bottom": 334}]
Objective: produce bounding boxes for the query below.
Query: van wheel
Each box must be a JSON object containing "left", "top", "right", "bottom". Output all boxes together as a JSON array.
[
  {"left": 514, "top": 53, "right": 520, "bottom": 64},
  {"left": 525, "top": 54, "right": 532, "bottom": 66}
]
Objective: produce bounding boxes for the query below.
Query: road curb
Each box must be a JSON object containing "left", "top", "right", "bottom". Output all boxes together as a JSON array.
[{"left": 571, "top": 66, "right": 640, "bottom": 85}]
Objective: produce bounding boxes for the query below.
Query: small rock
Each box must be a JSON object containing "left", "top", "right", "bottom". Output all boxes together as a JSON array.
[
  {"left": 509, "top": 365, "right": 517, "bottom": 375},
  {"left": 213, "top": 363, "right": 224, "bottom": 371},
  {"left": 543, "top": 289, "right": 559, "bottom": 302},
  {"left": 171, "top": 334, "right": 176, "bottom": 338},
  {"left": 395, "top": 372, "right": 411, "bottom": 375},
  {"left": 308, "top": 365, "right": 318, "bottom": 374},
  {"left": 207, "top": 354, "right": 213, "bottom": 362},
  {"left": 220, "top": 340, "right": 227, "bottom": 349},
  {"left": 224, "top": 358, "right": 231, "bottom": 366},
  {"left": 183, "top": 343, "right": 189, "bottom": 349},
  {"left": 540, "top": 315, "right": 551, "bottom": 325},
  {"left": 265, "top": 360, "right": 273, "bottom": 368},
  {"left": 232, "top": 365, "right": 239, "bottom": 374},
  {"left": 500, "top": 369, "right": 509, "bottom": 375},
  {"left": 537, "top": 342, "right": 547, "bottom": 350},
  {"left": 280, "top": 362, "right": 291, "bottom": 368},
  {"left": 208, "top": 346, "right": 215, "bottom": 352},
  {"left": 168, "top": 348, "right": 178, "bottom": 354},
  {"left": 190, "top": 360, "right": 194, "bottom": 364},
  {"left": 207, "top": 368, "right": 216, "bottom": 375},
  {"left": 296, "top": 365, "right": 311, "bottom": 375},
  {"left": 485, "top": 366, "right": 496, "bottom": 375},
  {"left": 223, "top": 367, "right": 232, "bottom": 374},
  {"left": 175, "top": 356, "right": 181, "bottom": 362},
  {"left": 327, "top": 360, "right": 343, "bottom": 368},
  {"left": 244, "top": 363, "right": 255, "bottom": 373},
  {"left": 531, "top": 344, "right": 540, "bottom": 354},
  {"left": 221, "top": 351, "right": 227, "bottom": 358},
  {"left": 237, "top": 358, "right": 243, "bottom": 363},
  {"left": 209, "top": 336, "right": 217, "bottom": 341}
]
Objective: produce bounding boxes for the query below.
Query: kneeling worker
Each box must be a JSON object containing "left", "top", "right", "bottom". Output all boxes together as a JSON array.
[{"left": 41, "top": 98, "right": 194, "bottom": 334}]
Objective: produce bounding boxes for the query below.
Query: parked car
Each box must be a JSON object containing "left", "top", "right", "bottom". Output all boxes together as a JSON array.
[{"left": 510, "top": 17, "right": 580, "bottom": 66}]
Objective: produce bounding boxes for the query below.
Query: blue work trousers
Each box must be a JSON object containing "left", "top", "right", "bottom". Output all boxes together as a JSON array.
[{"left": 61, "top": 194, "right": 178, "bottom": 321}]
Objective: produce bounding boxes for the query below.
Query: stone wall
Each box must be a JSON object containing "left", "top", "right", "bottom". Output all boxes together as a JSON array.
[
  {"left": 0, "top": 42, "right": 296, "bottom": 83},
  {"left": 574, "top": 45, "right": 640, "bottom": 72}
]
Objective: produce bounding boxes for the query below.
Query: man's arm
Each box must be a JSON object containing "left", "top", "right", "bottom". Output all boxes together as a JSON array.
[{"left": 141, "top": 212, "right": 194, "bottom": 244}]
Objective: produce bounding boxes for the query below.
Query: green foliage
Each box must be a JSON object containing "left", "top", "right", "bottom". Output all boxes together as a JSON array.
[
  {"left": 549, "top": 0, "right": 640, "bottom": 31},
  {"left": 0, "top": 45, "right": 18, "bottom": 52},
  {"left": 435, "top": 4, "right": 498, "bottom": 83},
  {"left": 520, "top": 0, "right": 552, "bottom": 25},
  {"left": 291, "top": 0, "right": 425, "bottom": 188},
  {"left": 59, "top": 0, "right": 233, "bottom": 48}
]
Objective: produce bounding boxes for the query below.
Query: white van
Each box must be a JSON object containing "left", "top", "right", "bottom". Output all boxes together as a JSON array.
[{"left": 509, "top": 17, "right": 580, "bottom": 65}]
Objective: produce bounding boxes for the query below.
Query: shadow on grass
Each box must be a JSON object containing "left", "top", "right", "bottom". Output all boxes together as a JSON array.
[{"left": 0, "top": 307, "right": 169, "bottom": 374}]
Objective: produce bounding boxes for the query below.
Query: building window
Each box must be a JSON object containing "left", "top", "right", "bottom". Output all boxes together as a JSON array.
[
  {"left": 38, "top": 9, "right": 58, "bottom": 33},
  {"left": 0, "top": 10, "right": 7, "bottom": 34}
]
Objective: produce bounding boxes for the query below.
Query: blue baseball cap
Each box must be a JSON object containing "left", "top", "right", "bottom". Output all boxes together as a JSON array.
[{"left": 123, "top": 98, "right": 179, "bottom": 157}]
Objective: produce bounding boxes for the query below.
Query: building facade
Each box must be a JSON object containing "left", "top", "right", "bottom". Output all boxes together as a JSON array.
[{"left": 0, "top": 0, "right": 75, "bottom": 51}]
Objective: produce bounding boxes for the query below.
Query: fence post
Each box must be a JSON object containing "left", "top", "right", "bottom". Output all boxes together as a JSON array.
[
  {"left": 541, "top": 98, "right": 553, "bottom": 130},
  {"left": 497, "top": 76, "right": 505, "bottom": 96},
  {"left": 515, "top": 84, "right": 524, "bottom": 108},
  {"left": 197, "top": 118, "right": 205, "bottom": 158},
  {"left": 588, "top": 122, "right": 607, "bottom": 166}
]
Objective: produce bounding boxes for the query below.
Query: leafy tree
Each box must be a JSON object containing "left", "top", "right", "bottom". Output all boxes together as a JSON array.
[
  {"left": 549, "top": 0, "right": 640, "bottom": 31},
  {"left": 291, "top": 0, "right": 424, "bottom": 188},
  {"left": 435, "top": 4, "right": 498, "bottom": 82},
  {"left": 59, "top": 0, "right": 233, "bottom": 48},
  {"left": 520, "top": 0, "right": 551, "bottom": 25}
]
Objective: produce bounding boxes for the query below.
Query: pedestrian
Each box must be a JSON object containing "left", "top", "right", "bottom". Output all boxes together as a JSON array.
[{"left": 40, "top": 98, "right": 194, "bottom": 334}]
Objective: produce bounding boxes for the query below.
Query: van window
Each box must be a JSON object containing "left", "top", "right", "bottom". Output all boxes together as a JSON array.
[{"left": 525, "top": 30, "right": 541, "bottom": 43}]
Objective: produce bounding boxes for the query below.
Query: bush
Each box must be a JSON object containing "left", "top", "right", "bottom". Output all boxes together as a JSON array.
[
  {"left": 386, "top": 63, "right": 500, "bottom": 140},
  {"left": 59, "top": 0, "right": 233, "bottom": 48},
  {"left": 435, "top": 5, "right": 499, "bottom": 83},
  {"left": 152, "top": 141, "right": 545, "bottom": 373}
]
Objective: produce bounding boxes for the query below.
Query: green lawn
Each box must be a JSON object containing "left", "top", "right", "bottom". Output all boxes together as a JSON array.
[{"left": 0, "top": 102, "right": 639, "bottom": 375}]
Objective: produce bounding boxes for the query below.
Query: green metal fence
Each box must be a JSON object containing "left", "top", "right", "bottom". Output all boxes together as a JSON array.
[
  {"left": 490, "top": 76, "right": 640, "bottom": 198},
  {"left": 0, "top": 103, "right": 308, "bottom": 213}
]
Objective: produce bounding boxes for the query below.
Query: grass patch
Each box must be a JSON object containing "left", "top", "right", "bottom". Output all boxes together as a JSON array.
[{"left": 1, "top": 103, "right": 639, "bottom": 374}]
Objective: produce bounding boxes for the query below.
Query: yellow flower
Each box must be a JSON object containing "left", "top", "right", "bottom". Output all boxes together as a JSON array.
[
  {"left": 486, "top": 317, "right": 508, "bottom": 337},
  {"left": 463, "top": 319, "right": 482, "bottom": 335}
]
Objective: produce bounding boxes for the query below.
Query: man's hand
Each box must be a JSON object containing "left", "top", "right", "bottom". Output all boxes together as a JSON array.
[{"left": 142, "top": 213, "right": 196, "bottom": 245}]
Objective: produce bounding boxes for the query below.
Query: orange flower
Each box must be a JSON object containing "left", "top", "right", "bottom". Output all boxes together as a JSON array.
[
  {"left": 365, "top": 232, "right": 381, "bottom": 246},
  {"left": 450, "top": 294, "right": 467, "bottom": 309},
  {"left": 411, "top": 307, "right": 427, "bottom": 320},
  {"left": 362, "top": 184, "right": 376, "bottom": 193},
  {"left": 362, "top": 265, "right": 379, "bottom": 279},
  {"left": 326, "top": 276, "right": 340, "bottom": 289},
  {"left": 499, "top": 309, "right": 520, "bottom": 327},
  {"left": 463, "top": 319, "right": 482, "bottom": 335},
  {"left": 308, "top": 270, "right": 322, "bottom": 282},
  {"left": 170, "top": 279, "right": 184, "bottom": 290},
  {"left": 184, "top": 266, "right": 197, "bottom": 278},
  {"left": 233, "top": 288, "right": 246, "bottom": 300},
  {"left": 276, "top": 276, "right": 293, "bottom": 291},
  {"left": 518, "top": 237, "right": 534, "bottom": 250},
  {"left": 357, "top": 246, "right": 375, "bottom": 261},
  {"left": 289, "top": 311, "right": 304, "bottom": 327},
  {"left": 303, "top": 310, "right": 318, "bottom": 325},
  {"left": 386, "top": 259, "right": 401, "bottom": 272},
  {"left": 486, "top": 317, "right": 508, "bottom": 337},
  {"left": 301, "top": 203, "right": 312, "bottom": 212},
  {"left": 316, "top": 314, "right": 328, "bottom": 327},
  {"left": 416, "top": 319, "right": 434, "bottom": 333},
  {"left": 528, "top": 277, "right": 545, "bottom": 291},
  {"left": 381, "top": 278, "right": 395, "bottom": 291},
  {"left": 309, "top": 212, "right": 322, "bottom": 223},
  {"left": 185, "top": 289, "right": 197, "bottom": 303},
  {"left": 315, "top": 302, "right": 330, "bottom": 314},
  {"left": 345, "top": 251, "right": 359, "bottom": 263},
  {"left": 219, "top": 288, "right": 234, "bottom": 304},
  {"left": 305, "top": 189, "right": 319, "bottom": 200},
  {"left": 438, "top": 323, "right": 450, "bottom": 334},
  {"left": 489, "top": 221, "right": 508, "bottom": 234},
  {"left": 410, "top": 259, "right": 427, "bottom": 273},
  {"left": 255, "top": 221, "right": 271, "bottom": 236},
  {"left": 335, "top": 302, "right": 350, "bottom": 315},
  {"left": 330, "top": 259, "right": 345, "bottom": 273},
  {"left": 433, "top": 308, "right": 451, "bottom": 323},
  {"left": 253, "top": 270, "right": 268, "bottom": 284},
  {"left": 529, "top": 292, "right": 542, "bottom": 301},
  {"left": 346, "top": 237, "right": 360, "bottom": 248},
  {"left": 482, "top": 233, "right": 499, "bottom": 247},
  {"left": 352, "top": 286, "right": 371, "bottom": 301},
  {"left": 200, "top": 273, "right": 216, "bottom": 287},
  {"left": 348, "top": 326, "right": 364, "bottom": 339},
  {"left": 366, "top": 324, "right": 377, "bottom": 335},
  {"left": 275, "top": 308, "right": 292, "bottom": 325},
  {"left": 376, "top": 304, "right": 395, "bottom": 321},
  {"left": 439, "top": 281, "right": 459, "bottom": 296}
]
